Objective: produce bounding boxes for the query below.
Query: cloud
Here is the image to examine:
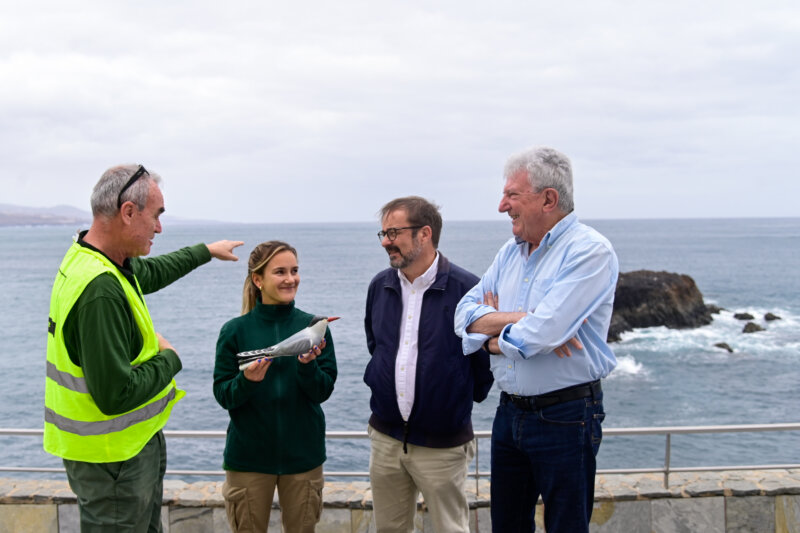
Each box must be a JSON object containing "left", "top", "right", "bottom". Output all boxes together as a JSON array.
[{"left": 1, "top": 1, "right": 798, "bottom": 222}]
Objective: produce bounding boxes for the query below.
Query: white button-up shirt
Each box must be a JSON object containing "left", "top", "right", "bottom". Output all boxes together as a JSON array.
[{"left": 395, "top": 252, "right": 439, "bottom": 421}]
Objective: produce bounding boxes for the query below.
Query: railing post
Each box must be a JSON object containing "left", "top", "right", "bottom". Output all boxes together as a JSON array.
[
  {"left": 663, "top": 433, "right": 671, "bottom": 488},
  {"left": 474, "top": 437, "right": 479, "bottom": 497}
]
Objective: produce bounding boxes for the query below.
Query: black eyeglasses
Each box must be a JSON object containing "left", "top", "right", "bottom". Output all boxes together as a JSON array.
[
  {"left": 377, "top": 226, "right": 423, "bottom": 242},
  {"left": 117, "top": 165, "right": 149, "bottom": 209}
]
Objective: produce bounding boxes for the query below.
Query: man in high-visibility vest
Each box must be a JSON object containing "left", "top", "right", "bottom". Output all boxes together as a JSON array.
[{"left": 44, "top": 164, "right": 243, "bottom": 532}]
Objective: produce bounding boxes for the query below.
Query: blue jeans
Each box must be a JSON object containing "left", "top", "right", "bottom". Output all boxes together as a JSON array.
[{"left": 490, "top": 390, "right": 605, "bottom": 533}]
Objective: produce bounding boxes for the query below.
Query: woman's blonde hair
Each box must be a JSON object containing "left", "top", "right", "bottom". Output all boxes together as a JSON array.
[{"left": 241, "top": 241, "right": 298, "bottom": 315}]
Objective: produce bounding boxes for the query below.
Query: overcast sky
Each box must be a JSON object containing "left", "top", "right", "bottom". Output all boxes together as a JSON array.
[{"left": 2, "top": 1, "right": 798, "bottom": 223}]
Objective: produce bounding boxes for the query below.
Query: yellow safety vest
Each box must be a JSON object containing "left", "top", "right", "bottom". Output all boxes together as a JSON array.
[{"left": 44, "top": 242, "right": 185, "bottom": 462}]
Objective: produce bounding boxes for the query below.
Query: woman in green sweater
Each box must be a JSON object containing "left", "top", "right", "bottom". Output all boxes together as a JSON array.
[{"left": 214, "top": 241, "right": 337, "bottom": 533}]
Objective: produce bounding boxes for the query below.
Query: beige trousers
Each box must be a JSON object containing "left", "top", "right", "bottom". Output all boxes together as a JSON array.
[
  {"left": 222, "top": 466, "right": 324, "bottom": 533},
  {"left": 368, "top": 425, "right": 475, "bottom": 533}
]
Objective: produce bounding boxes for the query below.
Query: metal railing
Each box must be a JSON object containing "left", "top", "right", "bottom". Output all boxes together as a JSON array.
[{"left": 2, "top": 423, "right": 799, "bottom": 489}]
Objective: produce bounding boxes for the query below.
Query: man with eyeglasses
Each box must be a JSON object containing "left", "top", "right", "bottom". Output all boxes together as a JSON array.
[
  {"left": 363, "top": 196, "right": 493, "bottom": 533},
  {"left": 44, "top": 164, "right": 244, "bottom": 532},
  {"left": 455, "top": 146, "right": 618, "bottom": 533}
]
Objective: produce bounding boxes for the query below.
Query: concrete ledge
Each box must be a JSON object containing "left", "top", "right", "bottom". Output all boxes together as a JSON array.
[{"left": 2, "top": 469, "right": 800, "bottom": 532}]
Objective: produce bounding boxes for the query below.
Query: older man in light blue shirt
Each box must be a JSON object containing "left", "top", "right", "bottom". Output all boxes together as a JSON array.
[{"left": 454, "top": 146, "right": 618, "bottom": 533}]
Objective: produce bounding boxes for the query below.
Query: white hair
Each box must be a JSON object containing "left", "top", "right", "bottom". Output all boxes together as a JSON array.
[{"left": 504, "top": 146, "right": 574, "bottom": 213}]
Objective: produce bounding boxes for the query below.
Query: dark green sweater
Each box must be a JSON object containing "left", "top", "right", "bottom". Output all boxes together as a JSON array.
[
  {"left": 213, "top": 301, "right": 337, "bottom": 475},
  {"left": 63, "top": 239, "right": 211, "bottom": 415}
]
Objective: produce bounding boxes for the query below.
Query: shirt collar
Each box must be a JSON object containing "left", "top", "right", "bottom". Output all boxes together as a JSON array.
[
  {"left": 253, "top": 299, "right": 295, "bottom": 318},
  {"left": 398, "top": 251, "right": 439, "bottom": 287},
  {"left": 515, "top": 212, "right": 578, "bottom": 251},
  {"left": 77, "top": 230, "right": 134, "bottom": 275}
]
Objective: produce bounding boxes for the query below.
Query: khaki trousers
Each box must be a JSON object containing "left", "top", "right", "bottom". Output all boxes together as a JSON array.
[
  {"left": 368, "top": 426, "right": 475, "bottom": 533},
  {"left": 222, "top": 466, "right": 324, "bottom": 533}
]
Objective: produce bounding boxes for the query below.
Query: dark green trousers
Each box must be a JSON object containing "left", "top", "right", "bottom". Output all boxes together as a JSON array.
[{"left": 63, "top": 430, "right": 167, "bottom": 533}]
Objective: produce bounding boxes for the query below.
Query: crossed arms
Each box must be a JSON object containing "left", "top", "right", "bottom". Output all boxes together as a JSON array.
[{"left": 467, "top": 291, "right": 581, "bottom": 358}]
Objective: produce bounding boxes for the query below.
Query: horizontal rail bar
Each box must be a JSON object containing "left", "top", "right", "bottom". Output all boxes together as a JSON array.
[
  {"left": 596, "top": 464, "right": 800, "bottom": 475},
  {"left": 0, "top": 467, "right": 65, "bottom": 473},
  {"left": 2, "top": 423, "right": 798, "bottom": 484},
  {"left": 602, "top": 423, "right": 800, "bottom": 435},
  {"left": 4, "top": 463, "right": 800, "bottom": 478},
  {"left": 5, "top": 423, "right": 797, "bottom": 439}
]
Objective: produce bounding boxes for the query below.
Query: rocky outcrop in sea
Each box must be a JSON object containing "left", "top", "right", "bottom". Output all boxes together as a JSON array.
[
  {"left": 607, "top": 270, "right": 783, "bottom": 348},
  {"left": 608, "top": 270, "right": 714, "bottom": 342}
]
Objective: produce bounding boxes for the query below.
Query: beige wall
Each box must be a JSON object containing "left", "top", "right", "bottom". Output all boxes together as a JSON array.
[{"left": 2, "top": 469, "right": 800, "bottom": 532}]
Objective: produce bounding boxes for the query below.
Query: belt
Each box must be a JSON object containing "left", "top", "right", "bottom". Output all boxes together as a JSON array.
[{"left": 501, "top": 380, "right": 601, "bottom": 411}]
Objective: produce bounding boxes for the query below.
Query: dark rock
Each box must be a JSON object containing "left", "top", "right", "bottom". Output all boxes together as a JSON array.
[
  {"left": 608, "top": 270, "right": 713, "bottom": 342},
  {"left": 607, "top": 314, "right": 631, "bottom": 343},
  {"left": 734, "top": 312, "right": 755, "bottom": 320},
  {"left": 764, "top": 312, "right": 781, "bottom": 321},
  {"left": 714, "top": 342, "right": 733, "bottom": 353},
  {"left": 706, "top": 304, "right": 724, "bottom": 314},
  {"left": 742, "top": 322, "right": 764, "bottom": 333}
]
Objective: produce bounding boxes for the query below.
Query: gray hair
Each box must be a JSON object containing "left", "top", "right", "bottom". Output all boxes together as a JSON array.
[
  {"left": 90, "top": 164, "right": 163, "bottom": 218},
  {"left": 504, "top": 147, "right": 574, "bottom": 213}
]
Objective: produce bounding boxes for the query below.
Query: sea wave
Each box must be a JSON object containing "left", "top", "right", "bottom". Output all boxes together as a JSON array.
[
  {"left": 613, "top": 308, "right": 800, "bottom": 360},
  {"left": 606, "top": 355, "right": 646, "bottom": 380}
]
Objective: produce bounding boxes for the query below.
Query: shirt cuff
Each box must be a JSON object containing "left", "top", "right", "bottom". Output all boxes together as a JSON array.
[
  {"left": 297, "top": 358, "right": 319, "bottom": 375},
  {"left": 190, "top": 243, "right": 213, "bottom": 265},
  {"left": 498, "top": 323, "right": 526, "bottom": 360},
  {"left": 456, "top": 304, "right": 496, "bottom": 355},
  {"left": 461, "top": 331, "right": 489, "bottom": 356},
  {"left": 236, "top": 370, "right": 260, "bottom": 392},
  {"left": 160, "top": 348, "right": 183, "bottom": 374}
]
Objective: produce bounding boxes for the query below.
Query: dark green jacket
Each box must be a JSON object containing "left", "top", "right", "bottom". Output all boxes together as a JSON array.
[
  {"left": 213, "top": 301, "right": 337, "bottom": 475},
  {"left": 63, "top": 238, "right": 211, "bottom": 415}
]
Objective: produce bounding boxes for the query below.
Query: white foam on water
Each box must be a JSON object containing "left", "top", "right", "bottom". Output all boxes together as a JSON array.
[
  {"left": 606, "top": 354, "right": 646, "bottom": 380},
  {"left": 613, "top": 308, "right": 800, "bottom": 361}
]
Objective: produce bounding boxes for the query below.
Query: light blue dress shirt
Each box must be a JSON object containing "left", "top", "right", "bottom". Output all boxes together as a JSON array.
[{"left": 454, "top": 213, "right": 619, "bottom": 395}]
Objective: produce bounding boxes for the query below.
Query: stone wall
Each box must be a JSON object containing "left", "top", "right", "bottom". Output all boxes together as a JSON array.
[{"left": 2, "top": 469, "right": 799, "bottom": 532}]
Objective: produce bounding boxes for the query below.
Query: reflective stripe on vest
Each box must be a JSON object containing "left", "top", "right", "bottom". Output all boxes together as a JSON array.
[
  {"left": 46, "top": 360, "right": 88, "bottom": 394},
  {"left": 44, "top": 387, "right": 177, "bottom": 436},
  {"left": 43, "top": 242, "right": 184, "bottom": 462}
]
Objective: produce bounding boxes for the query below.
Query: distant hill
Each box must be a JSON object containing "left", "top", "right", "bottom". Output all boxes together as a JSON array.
[
  {"left": 0, "top": 204, "right": 92, "bottom": 227},
  {"left": 0, "top": 203, "right": 228, "bottom": 227}
]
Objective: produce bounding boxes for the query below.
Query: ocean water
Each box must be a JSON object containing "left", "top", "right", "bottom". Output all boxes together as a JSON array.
[{"left": 1, "top": 217, "right": 798, "bottom": 479}]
